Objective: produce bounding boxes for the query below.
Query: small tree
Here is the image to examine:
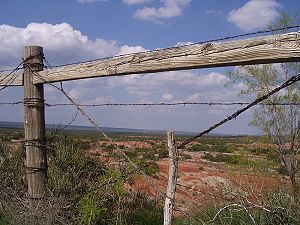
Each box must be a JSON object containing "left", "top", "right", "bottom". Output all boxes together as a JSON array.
[{"left": 226, "top": 13, "right": 300, "bottom": 194}]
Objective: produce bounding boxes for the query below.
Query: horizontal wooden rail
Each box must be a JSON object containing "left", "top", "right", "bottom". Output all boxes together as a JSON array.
[{"left": 1, "top": 31, "right": 300, "bottom": 86}]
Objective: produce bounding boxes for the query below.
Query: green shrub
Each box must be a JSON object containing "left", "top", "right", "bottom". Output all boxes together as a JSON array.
[
  {"left": 188, "top": 143, "right": 208, "bottom": 152},
  {"left": 181, "top": 153, "right": 192, "bottom": 160},
  {"left": 174, "top": 189, "right": 300, "bottom": 225},
  {"left": 135, "top": 159, "right": 160, "bottom": 176},
  {"left": 144, "top": 163, "right": 160, "bottom": 176},
  {"left": 77, "top": 194, "right": 108, "bottom": 225},
  {"left": 203, "top": 153, "right": 243, "bottom": 165},
  {"left": 189, "top": 143, "right": 234, "bottom": 153},
  {"left": 122, "top": 193, "right": 163, "bottom": 225},
  {"left": 248, "top": 147, "right": 270, "bottom": 155},
  {"left": 210, "top": 144, "right": 233, "bottom": 153},
  {"left": 266, "top": 150, "right": 281, "bottom": 163},
  {"left": 157, "top": 148, "right": 168, "bottom": 158}
]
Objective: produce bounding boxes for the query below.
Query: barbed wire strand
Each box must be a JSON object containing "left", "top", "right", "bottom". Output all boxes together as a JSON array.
[
  {"left": 44, "top": 102, "right": 300, "bottom": 107},
  {"left": 178, "top": 73, "right": 300, "bottom": 149},
  {"left": 43, "top": 25, "right": 300, "bottom": 69},
  {"left": 2, "top": 101, "right": 300, "bottom": 107}
]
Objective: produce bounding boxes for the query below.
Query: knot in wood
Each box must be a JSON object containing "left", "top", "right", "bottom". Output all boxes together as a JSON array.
[{"left": 201, "top": 43, "right": 213, "bottom": 52}]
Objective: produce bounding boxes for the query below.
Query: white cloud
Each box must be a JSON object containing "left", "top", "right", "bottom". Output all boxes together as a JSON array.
[
  {"left": 106, "top": 71, "right": 230, "bottom": 97},
  {"left": 123, "top": 0, "right": 152, "bottom": 5},
  {"left": 0, "top": 23, "right": 119, "bottom": 66},
  {"left": 227, "top": 0, "right": 281, "bottom": 31},
  {"left": 134, "top": 0, "right": 191, "bottom": 23},
  {"left": 175, "top": 41, "right": 194, "bottom": 47},
  {"left": 0, "top": 23, "right": 150, "bottom": 67},
  {"left": 118, "top": 45, "right": 147, "bottom": 55},
  {"left": 162, "top": 92, "right": 173, "bottom": 101}
]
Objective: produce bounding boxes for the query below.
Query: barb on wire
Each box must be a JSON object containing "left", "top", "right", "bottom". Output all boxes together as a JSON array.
[
  {"left": 43, "top": 25, "right": 300, "bottom": 69},
  {"left": 178, "top": 73, "right": 300, "bottom": 149}
]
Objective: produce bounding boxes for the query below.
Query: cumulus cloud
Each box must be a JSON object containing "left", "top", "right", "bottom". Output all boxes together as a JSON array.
[
  {"left": 175, "top": 41, "right": 194, "bottom": 47},
  {"left": 0, "top": 23, "right": 150, "bottom": 68},
  {"left": 0, "top": 23, "right": 120, "bottom": 66},
  {"left": 123, "top": 0, "right": 152, "bottom": 5},
  {"left": 106, "top": 70, "right": 230, "bottom": 97},
  {"left": 134, "top": 0, "right": 191, "bottom": 23},
  {"left": 118, "top": 45, "right": 147, "bottom": 55},
  {"left": 227, "top": 0, "right": 281, "bottom": 31}
]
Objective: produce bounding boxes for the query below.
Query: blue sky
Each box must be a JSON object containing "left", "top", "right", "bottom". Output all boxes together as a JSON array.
[{"left": 0, "top": 0, "right": 298, "bottom": 134}]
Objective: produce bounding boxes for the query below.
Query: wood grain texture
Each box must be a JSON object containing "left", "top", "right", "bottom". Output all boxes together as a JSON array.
[
  {"left": 23, "top": 46, "right": 47, "bottom": 200},
  {"left": 164, "top": 131, "right": 178, "bottom": 225},
  {"left": 33, "top": 31, "right": 300, "bottom": 84}
]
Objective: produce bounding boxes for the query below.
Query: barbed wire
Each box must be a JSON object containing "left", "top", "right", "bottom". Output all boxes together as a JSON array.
[
  {"left": 44, "top": 102, "right": 300, "bottom": 107},
  {"left": 178, "top": 73, "right": 300, "bottom": 149},
  {"left": 2, "top": 101, "right": 300, "bottom": 107},
  {"left": 42, "top": 25, "right": 300, "bottom": 69}
]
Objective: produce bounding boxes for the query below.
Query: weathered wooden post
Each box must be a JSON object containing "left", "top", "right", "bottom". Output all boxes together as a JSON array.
[
  {"left": 23, "top": 46, "right": 47, "bottom": 201},
  {"left": 164, "top": 131, "right": 178, "bottom": 225}
]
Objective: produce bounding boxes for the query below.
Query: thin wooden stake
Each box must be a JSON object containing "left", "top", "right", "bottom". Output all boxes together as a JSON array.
[
  {"left": 164, "top": 131, "right": 178, "bottom": 225},
  {"left": 23, "top": 46, "right": 47, "bottom": 201}
]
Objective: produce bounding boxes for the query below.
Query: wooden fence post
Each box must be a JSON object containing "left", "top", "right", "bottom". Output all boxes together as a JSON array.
[
  {"left": 164, "top": 131, "right": 178, "bottom": 225},
  {"left": 23, "top": 46, "right": 47, "bottom": 201}
]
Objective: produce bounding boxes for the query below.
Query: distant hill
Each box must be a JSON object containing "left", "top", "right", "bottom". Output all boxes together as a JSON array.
[{"left": 0, "top": 121, "right": 200, "bottom": 136}]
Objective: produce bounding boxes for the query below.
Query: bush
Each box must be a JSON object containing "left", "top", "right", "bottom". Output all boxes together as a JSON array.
[
  {"left": 122, "top": 193, "right": 163, "bottom": 225},
  {"left": 0, "top": 131, "right": 163, "bottom": 225},
  {"left": 174, "top": 189, "right": 300, "bottom": 225},
  {"left": 188, "top": 143, "right": 234, "bottom": 153},
  {"left": 248, "top": 147, "right": 270, "bottom": 155},
  {"left": 202, "top": 153, "right": 243, "bottom": 165},
  {"left": 210, "top": 144, "right": 233, "bottom": 153},
  {"left": 157, "top": 148, "right": 168, "bottom": 158},
  {"left": 136, "top": 159, "right": 160, "bottom": 176},
  {"left": 180, "top": 153, "right": 192, "bottom": 160},
  {"left": 188, "top": 143, "right": 208, "bottom": 152}
]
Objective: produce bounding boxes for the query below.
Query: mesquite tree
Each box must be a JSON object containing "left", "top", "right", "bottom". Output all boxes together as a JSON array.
[{"left": 226, "top": 13, "right": 300, "bottom": 194}]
